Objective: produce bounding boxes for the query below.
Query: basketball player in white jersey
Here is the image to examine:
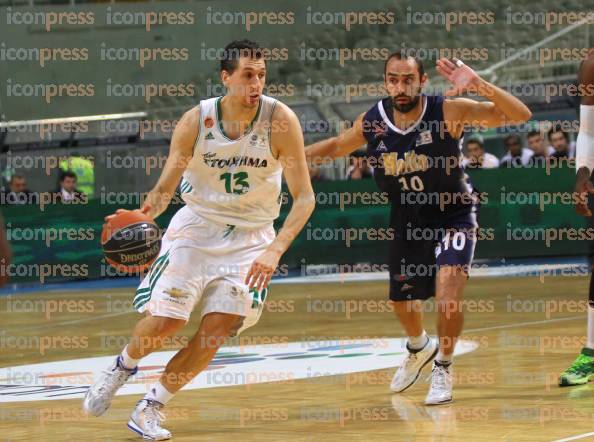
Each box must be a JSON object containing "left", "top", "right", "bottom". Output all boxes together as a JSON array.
[{"left": 83, "top": 40, "right": 315, "bottom": 440}]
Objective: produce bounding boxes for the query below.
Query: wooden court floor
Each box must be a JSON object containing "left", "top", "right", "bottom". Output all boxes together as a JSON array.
[{"left": 1, "top": 275, "right": 594, "bottom": 441}]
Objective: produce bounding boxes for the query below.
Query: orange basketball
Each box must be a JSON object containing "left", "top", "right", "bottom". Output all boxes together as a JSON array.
[{"left": 101, "top": 210, "right": 161, "bottom": 273}]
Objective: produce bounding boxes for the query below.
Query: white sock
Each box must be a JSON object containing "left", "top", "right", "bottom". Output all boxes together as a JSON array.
[
  {"left": 408, "top": 330, "right": 428, "bottom": 350},
  {"left": 120, "top": 345, "right": 140, "bottom": 370},
  {"left": 144, "top": 381, "right": 174, "bottom": 405},
  {"left": 587, "top": 305, "right": 594, "bottom": 349},
  {"left": 436, "top": 350, "right": 452, "bottom": 365}
]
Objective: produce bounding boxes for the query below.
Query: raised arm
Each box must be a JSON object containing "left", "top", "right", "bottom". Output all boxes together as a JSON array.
[
  {"left": 244, "top": 102, "right": 315, "bottom": 290},
  {"left": 436, "top": 58, "right": 532, "bottom": 138},
  {"left": 305, "top": 113, "right": 367, "bottom": 164}
]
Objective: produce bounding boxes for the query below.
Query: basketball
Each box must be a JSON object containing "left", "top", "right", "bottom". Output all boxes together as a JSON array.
[{"left": 101, "top": 210, "right": 161, "bottom": 273}]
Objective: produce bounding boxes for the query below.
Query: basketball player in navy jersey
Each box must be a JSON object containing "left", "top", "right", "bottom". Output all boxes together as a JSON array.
[
  {"left": 306, "top": 51, "right": 531, "bottom": 404},
  {"left": 559, "top": 47, "right": 594, "bottom": 386}
]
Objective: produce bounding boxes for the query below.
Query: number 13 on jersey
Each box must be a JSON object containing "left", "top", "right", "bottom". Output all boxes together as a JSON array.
[{"left": 220, "top": 172, "right": 250, "bottom": 195}]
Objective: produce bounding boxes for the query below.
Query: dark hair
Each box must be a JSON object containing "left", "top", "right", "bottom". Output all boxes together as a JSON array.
[
  {"left": 504, "top": 134, "right": 521, "bottom": 146},
  {"left": 60, "top": 170, "right": 77, "bottom": 182},
  {"left": 527, "top": 130, "right": 541, "bottom": 138},
  {"left": 384, "top": 49, "right": 425, "bottom": 78},
  {"left": 9, "top": 174, "right": 24, "bottom": 183},
  {"left": 467, "top": 139, "right": 483, "bottom": 148},
  {"left": 548, "top": 125, "right": 570, "bottom": 142},
  {"left": 220, "top": 39, "right": 264, "bottom": 74}
]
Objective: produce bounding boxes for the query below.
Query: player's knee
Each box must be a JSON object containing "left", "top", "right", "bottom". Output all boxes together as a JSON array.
[
  {"left": 154, "top": 316, "right": 186, "bottom": 337},
  {"left": 200, "top": 313, "right": 241, "bottom": 339},
  {"left": 392, "top": 300, "right": 420, "bottom": 316}
]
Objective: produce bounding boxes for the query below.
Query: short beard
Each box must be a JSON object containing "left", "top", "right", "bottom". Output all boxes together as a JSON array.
[{"left": 392, "top": 94, "right": 421, "bottom": 113}]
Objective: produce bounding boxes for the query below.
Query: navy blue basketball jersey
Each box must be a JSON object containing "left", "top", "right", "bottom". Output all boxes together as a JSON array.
[{"left": 363, "top": 95, "right": 478, "bottom": 227}]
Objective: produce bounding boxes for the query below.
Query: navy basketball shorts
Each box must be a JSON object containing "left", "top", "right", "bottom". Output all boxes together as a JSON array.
[{"left": 389, "top": 213, "right": 478, "bottom": 302}]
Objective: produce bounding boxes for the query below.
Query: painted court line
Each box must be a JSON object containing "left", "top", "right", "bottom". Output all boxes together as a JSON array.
[{"left": 552, "top": 431, "right": 594, "bottom": 442}]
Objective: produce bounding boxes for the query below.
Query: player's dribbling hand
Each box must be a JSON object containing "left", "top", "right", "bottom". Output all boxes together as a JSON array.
[
  {"left": 575, "top": 170, "right": 594, "bottom": 217},
  {"left": 245, "top": 249, "right": 280, "bottom": 291},
  {"left": 104, "top": 205, "right": 152, "bottom": 222},
  {"left": 436, "top": 58, "right": 481, "bottom": 96}
]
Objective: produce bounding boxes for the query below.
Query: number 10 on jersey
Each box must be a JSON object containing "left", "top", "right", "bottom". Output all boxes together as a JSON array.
[{"left": 398, "top": 175, "right": 424, "bottom": 191}]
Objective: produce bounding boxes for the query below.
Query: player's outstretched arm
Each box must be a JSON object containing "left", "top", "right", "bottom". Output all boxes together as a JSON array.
[
  {"left": 106, "top": 107, "right": 198, "bottom": 222},
  {"left": 245, "top": 102, "right": 315, "bottom": 291},
  {"left": 305, "top": 113, "right": 367, "bottom": 165},
  {"left": 437, "top": 58, "right": 532, "bottom": 138}
]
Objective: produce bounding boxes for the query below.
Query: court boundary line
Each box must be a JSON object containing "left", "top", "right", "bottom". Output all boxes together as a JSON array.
[{"left": 551, "top": 431, "right": 594, "bottom": 442}]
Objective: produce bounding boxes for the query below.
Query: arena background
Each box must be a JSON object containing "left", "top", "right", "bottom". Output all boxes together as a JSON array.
[{"left": 0, "top": 1, "right": 593, "bottom": 441}]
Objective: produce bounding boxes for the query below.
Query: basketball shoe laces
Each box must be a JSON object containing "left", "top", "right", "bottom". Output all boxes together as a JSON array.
[
  {"left": 566, "top": 354, "right": 591, "bottom": 375},
  {"left": 402, "top": 353, "right": 418, "bottom": 370},
  {"left": 94, "top": 364, "right": 134, "bottom": 398},
  {"left": 143, "top": 400, "right": 167, "bottom": 431},
  {"left": 427, "top": 364, "right": 450, "bottom": 392}
]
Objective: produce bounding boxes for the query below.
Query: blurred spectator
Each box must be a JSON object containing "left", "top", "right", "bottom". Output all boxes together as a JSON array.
[
  {"left": 2, "top": 174, "right": 36, "bottom": 205},
  {"left": 527, "top": 130, "right": 555, "bottom": 157},
  {"left": 526, "top": 130, "right": 555, "bottom": 167},
  {"left": 548, "top": 126, "right": 574, "bottom": 159},
  {"left": 60, "top": 154, "right": 95, "bottom": 198},
  {"left": 499, "top": 134, "right": 533, "bottom": 167},
  {"left": 347, "top": 155, "right": 373, "bottom": 179},
  {"left": 462, "top": 138, "right": 499, "bottom": 169},
  {"left": 55, "top": 170, "right": 85, "bottom": 203}
]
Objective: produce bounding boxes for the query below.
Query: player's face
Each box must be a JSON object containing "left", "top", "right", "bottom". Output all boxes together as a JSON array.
[
  {"left": 527, "top": 135, "right": 544, "bottom": 154},
  {"left": 550, "top": 132, "right": 568, "bottom": 151},
  {"left": 222, "top": 57, "right": 266, "bottom": 108},
  {"left": 384, "top": 58, "right": 426, "bottom": 113}
]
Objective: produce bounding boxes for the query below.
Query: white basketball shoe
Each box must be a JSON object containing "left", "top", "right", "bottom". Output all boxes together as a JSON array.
[
  {"left": 127, "top": 399, "right": 172, "bottom": 440},
  {"left": 390, "top": 337, "right": 438, "bottom": 392}
]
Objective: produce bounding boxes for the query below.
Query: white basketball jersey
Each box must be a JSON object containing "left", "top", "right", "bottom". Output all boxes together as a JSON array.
[{"left": 181, "top": 95, "right": 283, "bottom": 228}]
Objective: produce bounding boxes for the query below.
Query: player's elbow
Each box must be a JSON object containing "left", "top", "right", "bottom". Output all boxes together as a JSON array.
[{"left": 299, "top": 189, "right": 316, "bottom": 215}]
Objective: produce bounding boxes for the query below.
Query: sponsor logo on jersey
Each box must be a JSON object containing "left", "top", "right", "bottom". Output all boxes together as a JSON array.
[
  {"left": 377, "top": 141, "right": 388, "bottom": 152},
  {"left": 202, "top": 152, "right": 268, "bottom": 169},
  {"left": 204, "top": 117, "right": 214, "bottom": 128},
  {"left": 382, "top": 151, "right": 429, "bottom": 176},
  {"left": 416, "top": 130, "right": 433, "bottom": 146},
  {"left": 249, "top": 133, "right": 268, "bottom": 150},
  {"left": 205, "top": 132, "right": 215, "bottom": 140}
]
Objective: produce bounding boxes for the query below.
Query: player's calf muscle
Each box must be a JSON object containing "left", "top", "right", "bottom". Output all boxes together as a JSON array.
[{"left": 128, "top": 316, "right": 186, "bottom": 357}]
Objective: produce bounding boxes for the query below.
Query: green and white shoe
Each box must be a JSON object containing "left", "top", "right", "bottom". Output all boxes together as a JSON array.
[{"left": 559, "top": 348, "right": 594, "bottom": 387}]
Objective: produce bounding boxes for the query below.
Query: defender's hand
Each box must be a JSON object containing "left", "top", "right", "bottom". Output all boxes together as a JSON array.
[
  {"left": 436, "top": 58, "right": 481, "bottom": 96},
  {"left": 245, "top": 249, "right": 280, "bottom": 291}
]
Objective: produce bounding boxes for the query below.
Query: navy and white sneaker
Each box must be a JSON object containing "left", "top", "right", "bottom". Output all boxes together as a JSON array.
[
  {"left": 82, "top": 355, "right": 137, "bottom": 416},
  {"left": 128, "top": 399, "right": 171, "bottom": 440},
  {"left": 391, "top": 337, "right": 438, "bottom": 392}
]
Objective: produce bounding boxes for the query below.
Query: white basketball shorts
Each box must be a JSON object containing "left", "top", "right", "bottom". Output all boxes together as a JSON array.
[{"left": 133, "top": 205, "right": 275, "bottom": 336}]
